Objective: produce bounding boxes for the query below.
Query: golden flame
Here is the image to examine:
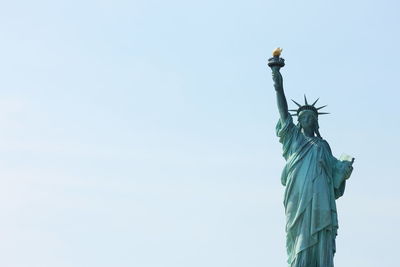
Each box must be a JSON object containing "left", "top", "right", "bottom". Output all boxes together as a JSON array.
[{"left": 272, "top": 47, "right": 282, "bottom": 57}]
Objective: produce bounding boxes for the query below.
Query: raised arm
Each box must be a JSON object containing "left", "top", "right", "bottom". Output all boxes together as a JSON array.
[{"left": 271, "top": 67, "right": 289, "bottom": 122}]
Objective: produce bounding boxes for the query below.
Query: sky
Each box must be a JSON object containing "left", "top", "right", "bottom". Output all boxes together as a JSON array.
[{"left": 0, "top": 0, "right": 399, "bottom": 266}]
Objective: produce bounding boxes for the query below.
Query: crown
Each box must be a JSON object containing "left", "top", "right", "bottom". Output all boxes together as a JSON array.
[{"left": 289, "top": 95, "right": 329, "bottom": 117}]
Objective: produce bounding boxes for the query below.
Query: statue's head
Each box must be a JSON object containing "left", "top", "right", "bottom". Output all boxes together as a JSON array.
[
  {"left": 290, "top": 95, "right": 329, "bottom": 138},
  {"left": 298, "top": 110, "right": 318, "bottom": 132}
]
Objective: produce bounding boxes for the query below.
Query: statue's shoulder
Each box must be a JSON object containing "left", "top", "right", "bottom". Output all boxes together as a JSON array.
[{"left": 319, "top": 138, "right": 333, "bottom": 153}]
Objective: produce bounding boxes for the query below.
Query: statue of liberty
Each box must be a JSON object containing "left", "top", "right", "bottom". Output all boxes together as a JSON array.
[{"left": 268, "top": 48, "right": 354, "bottom": 267}]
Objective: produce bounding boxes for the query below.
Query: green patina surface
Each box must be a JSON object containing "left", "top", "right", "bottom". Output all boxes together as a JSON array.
[{"left": 268, "top": 54, "right": 354, "bottom": 267}]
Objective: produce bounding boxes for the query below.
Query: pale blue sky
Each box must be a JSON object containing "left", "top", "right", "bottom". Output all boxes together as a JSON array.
[{"left": 0, "top": 0, "right": 399, "bottom": 266}]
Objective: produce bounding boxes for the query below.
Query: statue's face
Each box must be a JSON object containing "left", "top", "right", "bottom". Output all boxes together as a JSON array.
[{"left": 299, "top": 111, "right": 318, "bottom": 132}]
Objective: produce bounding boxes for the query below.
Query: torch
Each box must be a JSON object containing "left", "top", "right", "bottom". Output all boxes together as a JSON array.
[{"left": 267, "top": 48, "right": 285, "bottom": 71}]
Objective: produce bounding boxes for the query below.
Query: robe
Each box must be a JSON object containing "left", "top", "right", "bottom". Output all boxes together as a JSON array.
[{"left": 276, "top": 116, "right": 349, "bottom": 267}]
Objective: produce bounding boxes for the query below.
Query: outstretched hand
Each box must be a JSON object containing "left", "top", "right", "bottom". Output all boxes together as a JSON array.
[{"left": 272, "top": 68, "right": 283, "bottom": 89}]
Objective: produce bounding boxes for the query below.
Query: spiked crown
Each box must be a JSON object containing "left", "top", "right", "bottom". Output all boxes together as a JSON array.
[{"left": 289, "top": 95, "right": 329, "bottom": 117}]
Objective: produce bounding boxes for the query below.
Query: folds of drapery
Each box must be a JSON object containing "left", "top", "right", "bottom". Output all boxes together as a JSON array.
[{"left": 275, "top": 116, "right": 347, "bottom": 266}]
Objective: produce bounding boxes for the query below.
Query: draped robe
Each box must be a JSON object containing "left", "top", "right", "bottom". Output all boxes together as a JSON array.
[{"left": 276, "top": 116, "right": 349, "bottom": 267}]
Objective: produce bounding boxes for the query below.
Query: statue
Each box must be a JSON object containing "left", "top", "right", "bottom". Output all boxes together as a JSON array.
[{"left": 268, "top": 48, "right": 354, "bottom": 267}]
